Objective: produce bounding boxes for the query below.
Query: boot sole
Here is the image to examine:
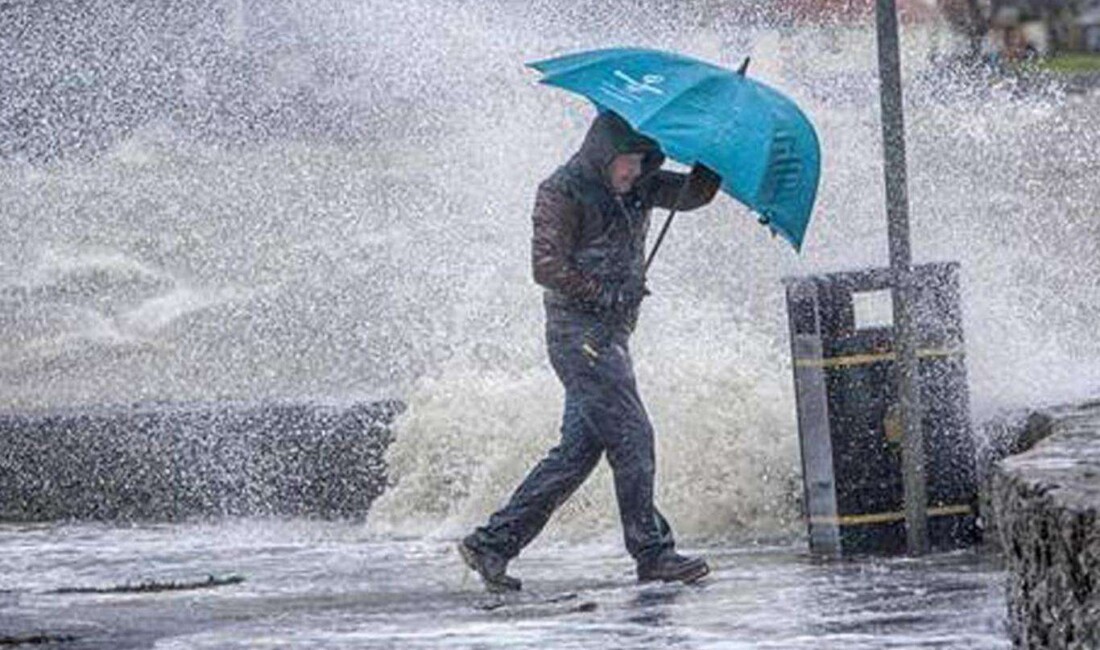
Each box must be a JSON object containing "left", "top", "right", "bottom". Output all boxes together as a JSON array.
[
  {"left": 457, "top": 541, "right": 479, "bottom": 572},
  {"left": 457, "top": 542, "right": 521, "bottom": 593},
  {"left": 638, "top": 561, "right": 710, "bottom": 585}
]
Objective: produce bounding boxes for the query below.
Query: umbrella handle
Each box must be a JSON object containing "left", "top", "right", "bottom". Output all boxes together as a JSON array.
[{"left": 643, "top": 167, "right": 699, "bottom": 275}]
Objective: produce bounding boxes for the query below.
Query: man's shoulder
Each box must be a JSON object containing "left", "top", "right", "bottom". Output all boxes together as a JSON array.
[
  {"left": 539, "top": 164, "right": 576, "bottom": 192},
  {"left": 541, "top": 160, "right": 605, "bottom": 203},
  {"left": 533, "top": 167, "right": 576, "bottom": 205}
]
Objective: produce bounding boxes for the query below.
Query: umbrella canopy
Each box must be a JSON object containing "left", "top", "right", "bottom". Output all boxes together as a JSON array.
[{"left": 528, "top": 47, "right": 821, "bottom": 251}]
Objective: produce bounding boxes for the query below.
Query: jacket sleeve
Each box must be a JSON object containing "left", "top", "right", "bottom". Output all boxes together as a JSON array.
[
  {"left": 531, "top": 182, "right": 602, "bottom": 301},
  {"left": 648, "top": 164, "right": 722, "bottom": 212}
]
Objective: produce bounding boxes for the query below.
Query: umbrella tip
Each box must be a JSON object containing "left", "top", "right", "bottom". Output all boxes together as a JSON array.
[{"left": 737, "top": 57, "right": 750, "bottom": 76}]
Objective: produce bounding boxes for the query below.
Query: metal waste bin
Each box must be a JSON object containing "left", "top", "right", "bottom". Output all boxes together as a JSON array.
[{"left": 785, "top": 262, "right": 979, "bottom": 555}]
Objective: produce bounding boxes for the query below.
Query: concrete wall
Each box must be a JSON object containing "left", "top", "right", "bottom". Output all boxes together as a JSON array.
[
  {"left": 0, "top": 400, "right": 403, "bottom": 521},
  {"left": 988, "top": 401, "right": 1100, "bottom": 649}
]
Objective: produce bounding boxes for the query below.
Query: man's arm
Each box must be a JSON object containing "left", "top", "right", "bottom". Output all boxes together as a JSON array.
[
  {"left": 648, "top": 164, "right": 722, "bottom": 212},
  {"left": 531, "top": 182, "right": 602, "bottom": 302}
]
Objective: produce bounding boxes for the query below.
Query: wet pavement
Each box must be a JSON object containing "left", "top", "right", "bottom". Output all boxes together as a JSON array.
[{"left": 0, "top": 521, "right": 1009, "bottom": 649}]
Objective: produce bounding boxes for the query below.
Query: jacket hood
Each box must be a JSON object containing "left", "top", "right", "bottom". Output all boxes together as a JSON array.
[{"left": 572, "top": 111, "right": 665, "bottom": 189}]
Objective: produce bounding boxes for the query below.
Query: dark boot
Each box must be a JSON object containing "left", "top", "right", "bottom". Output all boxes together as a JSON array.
[
  {"left": 458, "top": 535, "right": 521, "bottom": 593},
  {"left": 636, "top": 551, "right": 709, "bottom": 584}
]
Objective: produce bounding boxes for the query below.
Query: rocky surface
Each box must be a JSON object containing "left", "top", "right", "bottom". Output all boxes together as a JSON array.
[
  {"left": 988, "top": 400, "right": 1100, "bottom": 649},
  {"left": 0, "top": 400, "right": 403, "bottom": 521}
]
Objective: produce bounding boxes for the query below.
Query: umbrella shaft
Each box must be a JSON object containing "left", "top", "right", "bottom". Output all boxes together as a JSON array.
[{"left": 644, "top": 171, "right": 696, "bottom": 274}]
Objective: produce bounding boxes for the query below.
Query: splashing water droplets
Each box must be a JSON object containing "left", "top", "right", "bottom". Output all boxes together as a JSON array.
[{"left": 2, "top": 1, "right": 1098, "bottom": 542}]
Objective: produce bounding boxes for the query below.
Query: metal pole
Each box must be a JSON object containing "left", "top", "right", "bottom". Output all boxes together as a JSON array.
[{"left": 875, "top": 0, "right": 928, "bottom": 555}]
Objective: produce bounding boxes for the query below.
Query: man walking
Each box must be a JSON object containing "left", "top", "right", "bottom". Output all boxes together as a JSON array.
[{"left": 460, "top": 111, "right": 721, "bottom": 592}]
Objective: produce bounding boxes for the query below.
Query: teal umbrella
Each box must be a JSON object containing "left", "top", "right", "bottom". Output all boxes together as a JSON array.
[{"left": 528, "top": 47, "right": 821, "bottom": 251}]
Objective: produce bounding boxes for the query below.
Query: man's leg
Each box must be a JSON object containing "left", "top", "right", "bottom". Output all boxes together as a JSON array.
[
  {"left": 462, "top": 319, "right": 606, "bottom": 591},
  {"left": 598, "top": 339, "right": 708, "bottom": 583},
  {"left": 467, "top": 390, "right": 602, "bottom": 560},
  {"left": 593, "top": 340, "right": 674, "bottom": 562}
]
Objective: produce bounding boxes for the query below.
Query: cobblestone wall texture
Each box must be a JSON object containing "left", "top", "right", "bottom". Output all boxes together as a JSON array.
[{"left": 989, "top": 401, "right": 1100, "bottom": 649}]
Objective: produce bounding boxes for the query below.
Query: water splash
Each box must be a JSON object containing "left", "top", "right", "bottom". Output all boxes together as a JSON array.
[{"left": 2, "top": 1, "right": 1098, "bottom": 541}]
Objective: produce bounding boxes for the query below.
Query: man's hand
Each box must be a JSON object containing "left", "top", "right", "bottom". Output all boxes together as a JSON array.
[
  {"left": 691, "top": 163, "right": 722, "bottom": 191},
  {"left": 596, "top": 276, "right": 650, "bottom": 315}
]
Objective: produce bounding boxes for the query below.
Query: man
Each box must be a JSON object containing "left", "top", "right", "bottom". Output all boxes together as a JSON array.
[{"left": 459, "top": 111, "right": 721, "bottom": 592}]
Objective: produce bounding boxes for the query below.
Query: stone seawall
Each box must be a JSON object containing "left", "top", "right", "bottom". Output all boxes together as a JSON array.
[
  {"left": 0, "top": 400, "right": 403, "bottom": 521},
  {"left": 988, "top": 401, "right": 1100, "bottom": 649}
]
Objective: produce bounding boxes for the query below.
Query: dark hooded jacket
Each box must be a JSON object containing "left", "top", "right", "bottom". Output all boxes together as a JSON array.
[{"left": 531, "top": 111, "right": 720, "bottom": 329}]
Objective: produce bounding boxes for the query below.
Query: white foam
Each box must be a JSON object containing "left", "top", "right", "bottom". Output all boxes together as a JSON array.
[{"left": 2, "top": 4, "right": 1098, "bottom": 538}]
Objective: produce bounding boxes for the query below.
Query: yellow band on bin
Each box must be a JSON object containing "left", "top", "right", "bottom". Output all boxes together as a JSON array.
[
  {"left": 810, "top": 504, "right": 973, "bottom": 527},
  {"left": 794, "top": 348, "right": 963, "bottom": 369}
]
